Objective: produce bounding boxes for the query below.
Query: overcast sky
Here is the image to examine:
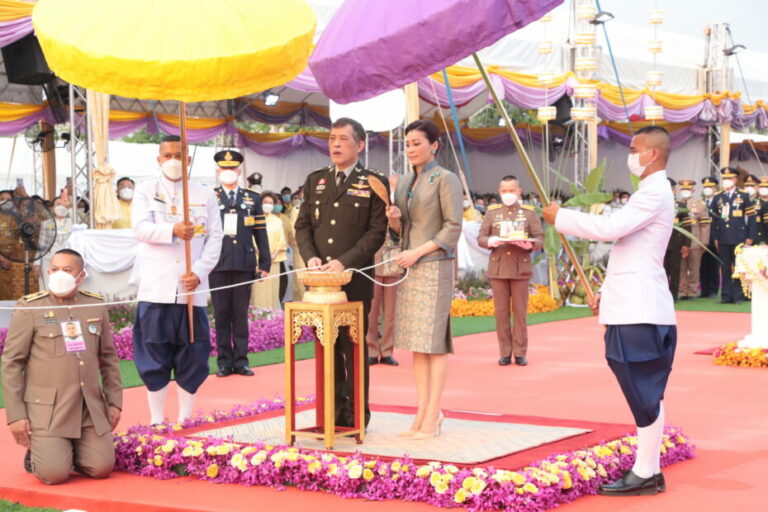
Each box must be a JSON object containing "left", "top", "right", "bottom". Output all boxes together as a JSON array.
[{"left": 597, "top": 0, "right": 766, "bottom": 52}]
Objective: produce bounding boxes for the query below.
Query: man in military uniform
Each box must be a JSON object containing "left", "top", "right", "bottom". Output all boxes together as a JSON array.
[
  {"left": 663, "top": 178, "right": 691, "bottom": 301},
  {"left": 757, "top": 176, "right": 768, "bottom": 244},
  {"left": 699, "top": 176, "right": 720, "bottom": 298},
  {"left": 744, "top": 174, "right": 759, "bottom": 200},
  {"left": 210, "top": 150, "right": 271, "bottom": 377},
  {"left": 711, "top": 167, "right": 757, "bottom": 304},
  {"left": 295, "top": 117, "right": 388, "bottom": 428},
  {"left": 2, "top": 249, "right": 122, "bottom": 485},
  {"left": 477, "top": 176, "right": 543, "bottom": 366},
  {"left": 678, "top": 179, "right": 710, "bottom": 300}
]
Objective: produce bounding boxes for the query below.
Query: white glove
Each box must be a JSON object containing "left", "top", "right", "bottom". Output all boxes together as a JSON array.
[{"left": 488, "top": 236, "right": 502, "bottom": 248}]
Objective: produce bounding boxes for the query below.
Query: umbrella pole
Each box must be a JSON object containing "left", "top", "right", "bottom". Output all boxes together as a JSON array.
[
  {"left": 179, "top": 101, "right": 195, "bottom": 343},
  {"left": 471, "top": 53, "right": 594, "bottom": 303}
]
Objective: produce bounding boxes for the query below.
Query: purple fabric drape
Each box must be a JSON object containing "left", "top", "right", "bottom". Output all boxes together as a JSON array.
[
  {"left": 0, "top": 17, "right": 33, "bottom": 48},
  {"left": 0, "top": 110, "right": 44, "bottom": 135},
  {"left": 108, "top": 119, "right": 148, "bottom": 139},
  {"left": 154, "top": 118, "right": 236, "bottom": 143}
]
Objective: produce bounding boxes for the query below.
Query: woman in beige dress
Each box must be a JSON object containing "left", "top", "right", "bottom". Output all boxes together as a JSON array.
[
  {"left": 250, "top": 192, "right": 287, "bottom": 310},
  {"left": 386, "top": 119, "right": 463, "bottom": 440}
]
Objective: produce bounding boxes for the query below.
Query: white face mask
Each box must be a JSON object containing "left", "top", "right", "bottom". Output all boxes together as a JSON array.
[
  {"left": 620, "top": 197, "right": 628, "bottom": 205},
  {"left": 53, "top": 205, "right": 69, "bottom": 218},
  {"left": 463, "top": 199, "right": 471, "bottom": 209},
  {"left": 48, "top": 270, "right": 78, "bottom": 296},
  {"left": 703, "top": 187, "right": 714, "bottom": 197},
  {"left": 745, "top": 186, "right": 756, "bottom": 196},
  {"left": 501, "top": 193, "right": 518, "bottom": 206},
  {"left": 627, "top": 151, "right": 649, "bottom": 177},
  {"left": 118, "top": 188, "right": 134, "bottom": 201},
  {"left": 161, "top": 159, "right": 183, "bottom": 180},
  {"left": 722, "top": 179, "right": 735, "bottom": 190},
  {"left": 218, "top": 170, "right": 239, "bottom": 186},
  {"left": 680, "top": 190, "right": 692, "bottom": 199},
  {"left": 262, "top": 203, "right": 274, "bottom": 214},
  {"left": 760, "top": 187, "right": 768, "bottom": 197}
]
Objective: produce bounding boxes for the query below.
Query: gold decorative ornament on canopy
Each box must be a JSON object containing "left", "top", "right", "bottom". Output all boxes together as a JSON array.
[{"left": 32, "top": 0, "right": 316, "bottom": 338}]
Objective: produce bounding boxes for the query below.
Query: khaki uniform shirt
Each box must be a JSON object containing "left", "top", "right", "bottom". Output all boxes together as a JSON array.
[
  {"left": 1, "top": 290, "right": 122, "bottom": 438},
  {"left": 477, "top": 203, "right": 544, "bottom": 279},
  {"left": 685, "top": 197, "right": 710, "bottom": 247}
]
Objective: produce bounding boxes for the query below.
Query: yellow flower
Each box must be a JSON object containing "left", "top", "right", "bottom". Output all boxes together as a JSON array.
[
  {"left": 308, "top": 461, "right": 322, "bottom": 474},
  {"left": 429, "top": 471, "right": 442, "bottom": 486},
  {"left": 454, "top": 488, "right": 468, "bottom": 503},
  {"left": 434, "top": 482, "right": 449, "bottom": 494},
  {"left": 250, "top": 451, "right": 267, "bottom": 466},
  {"left": 161, "top": 440, "right": 178, "bottom": 454},
  {"left": 206, "top": 464, "right": 219, "bottom": 478},
  {"left": 377, "top": 464, "right": 389, "bottom": 476},
  {"left": 597, "top": 464, "right": 608, "bottom": 478},
  {"left": 561, "top": 472, "right": 573, "bottom": 489},
  {"left": 230, "top": 453, "right": 248, "bottom": 471},
  {"left": 442, "top": 473, "right": 454, "bottom": 484},
  {"left": 619, "top": 445, "right": 632, "bottom": 455},
  {"left": 593, "top": 445, "right": 613, "bottom": 457},
  {"left": 348, "top": 465, "right": 363, "bottom": 479},
  {"left": 444, "top": 465, "right": 459, "bottom": 474},
  {"left": 470, "top": 479, "right": 487, "bottom": 495},
  {"left": 461, "top": 476, "right": 476, "bottom": 490},
  {"left": 416, "top": 466, "right": 431, "bottom": 478},
  {"left": 676, "top": 434, "right": 687, "bottom": 444},
  {"left": 523, "top": 482, "right": 539, "bottom": 493},
  {"left": 327, "top": 463, "right": 339, "bottom": 476},
  {"left": 153, "top": 455, "right": 163, "bottom": 466},
  {"left": 135, "top": 446, "right": 143, "bottom": 455},
  {"left": 172, "top": 423, "right": 183, "bottom": 431},
  {"left": 401, "top": 464, "right": 410, "bottom": 473},
  {"left": 241, "top": 446, "right": 257, "bottom": 456},
  {"left": 363, "top": 469, "right": 375, "bottom": 482},
  {"left": 390, "top": 461, "right": 401, "bottom": 472},
  {"left": 510, "top": 472, "right": 527, "bottom": 486},
  {"left": 577, "top": 466, "right": 595, "bottom": 481},
  {"left": 364, "top": 460, "right": 377, "bottom": 469}
]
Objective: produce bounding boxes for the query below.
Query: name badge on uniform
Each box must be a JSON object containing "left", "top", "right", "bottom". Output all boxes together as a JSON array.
[
  {"left": 60, "top": 321, "right": 86, "bottom": 352},
  {"left": 244, "top": 216, "right": 256, "bottom": 227},
  {"left": 223, "top": 213, "right": 238, "bottom": 235},
  {"left": 166, "top": 203, "right": 182, "bottom": 222},
  {"left": 44, "top": 311, "right": 58, "bottom": 324},
  {"left": 721, "top": 204, "right": 730, "bottom": 220},
  {"left": 733, "top": 209, "right": 743, "bottom": 217}
]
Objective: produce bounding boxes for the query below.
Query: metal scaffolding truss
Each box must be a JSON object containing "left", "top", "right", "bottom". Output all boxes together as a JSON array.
[{"left": 68, "top": 84, "right": 95, "bottom": 226}]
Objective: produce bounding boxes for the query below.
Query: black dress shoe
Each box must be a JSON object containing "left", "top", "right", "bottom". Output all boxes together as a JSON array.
[
  {"left": 498, "top": 356, "right": 511, "bottom": 366},
  {"left": 216, "top": 367, "right": 233, "bottom": 377},
  {"left": 514, "top": 356, "right": 528, "bottom": 366},
  {"left": 23, "top": 449, "right": 32, "bottom": 473},
  {"left": 368, "top": 356, "right": 379, "bottom": 365},
  {"left": 380, "top": 356, "right": 399, "bottom": 366},
  {"left": 655, "top": 472, "right": 666, "bottom": 492},
  {"left": 234, "top": 366, "right": 254, "bottom": 376},
  {"left": 718, "top": 300, "right": 734, "bottom": 304},
  {"left": 597, "top": 470, "right": 659, "bottom": 496}
]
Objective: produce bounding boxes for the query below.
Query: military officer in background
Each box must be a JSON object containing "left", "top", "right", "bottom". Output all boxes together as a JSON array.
[
  {"left": 2, "top": 249, "right": 122, "bottom": 485},
  {"left": 295, "top": 117, "right": 388, "bottom": 428},
  {"left": 711, "top": 167, "right": 757, "bottom": 304},
  {"left": 678, "top": 179, "right": 710, "bottom": 300},
  {"left": 210, "top": 150, "right": 271, "bottom": 377},
  {"left": 744, "top": 174, "right": 759, "bottom": 200},
  {"left": 757, "top": 176, "right": 768, "bottom": 244},
  {"left": 477, "top": 175, "right": 543, "bottom": 367},
  {"left": 663, "top": 178, "right": 691, "bottom": 302},
  {"left": 699, "top": 176, "right": 720, "bottom": 298}
]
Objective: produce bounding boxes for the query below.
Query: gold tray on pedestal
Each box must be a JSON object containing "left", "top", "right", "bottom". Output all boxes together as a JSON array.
[{"left": 297, "top": 270, "right": 353, "bottom": 304}]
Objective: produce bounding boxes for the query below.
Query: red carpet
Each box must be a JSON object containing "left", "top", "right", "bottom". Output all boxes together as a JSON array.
[
  {"left": 694, "top": 347, "right": 720, "bottom": 355},
  {"left": 1, "top": 310, "right": 766, "bottom": 512}
]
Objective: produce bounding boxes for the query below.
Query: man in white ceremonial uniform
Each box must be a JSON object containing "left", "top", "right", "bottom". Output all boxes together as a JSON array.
[
  {"left": 543, "top": 125, "right": 677, "bottom": 496},
  {"left": 132, "top": 135, "right": 223, "bottom": 425}
]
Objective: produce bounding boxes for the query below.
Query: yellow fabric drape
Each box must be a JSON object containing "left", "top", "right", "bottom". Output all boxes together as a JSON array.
[
  {"left": 88, "top": 91, "right": 121, "bottom": 228},
  {"left": 156, "top": 113, "right": 229, "bottom": 130},
  {"left": 0, "top": 0, "right": 34, "bottom": 22},
  {"left": 0, "top": 102, "right": 45, "bottom": 121},
  {"left": 238, "top": 129, "right": 330, "bottom": 142},
  {"left": 109, "top": 110, "right": 149, "bottom": 122}
]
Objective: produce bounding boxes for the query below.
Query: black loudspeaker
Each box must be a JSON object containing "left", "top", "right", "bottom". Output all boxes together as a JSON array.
[
  {"left": 551, "top": 95, "right": 572, "bottom": 126},
  {"left": 1, "top": 34, "right": 54, "bottom": 85},
  {"left": 42, "top": 80, "right": 70, "bottom": 124}
]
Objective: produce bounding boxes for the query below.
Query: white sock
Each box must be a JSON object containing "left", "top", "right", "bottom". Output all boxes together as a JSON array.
[
  {"left": 177, "top": 385, "right": 196, "bottom": 423},
  {"left": 147, "top": 385, "right": 169, "bottom": 425},
  {"left": 632, "top": 402, "right": 665, "bottom": 478}
]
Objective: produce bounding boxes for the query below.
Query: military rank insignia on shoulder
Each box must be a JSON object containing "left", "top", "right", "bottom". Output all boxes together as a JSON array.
[
  {"left": 521, "top": 204, "right": 536, "bottom": 211},
  {"left": 23, "top": 290, "right": 49, "bottom": 302},
  {"left": 488, "top": 204, "right": 503, "bottom": 211},
  {"left": 79, "top": 290, "right": 105, "bottom": 300}
]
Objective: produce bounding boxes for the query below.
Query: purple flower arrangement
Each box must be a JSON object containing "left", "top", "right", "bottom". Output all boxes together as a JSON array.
[
  {"left": 0, "top": 327, "right": 6, "bottom": 355},
  {"left": 113, "top": 397, "right": 696, "bottom": 511}
]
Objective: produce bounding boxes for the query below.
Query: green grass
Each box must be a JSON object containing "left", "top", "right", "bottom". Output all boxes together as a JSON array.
[
  {"left": 674, "top": 296, "right": 750, "bottom": 313},
  {"left": 0, "top": 500, "right": 58, "bottom": 512},
  {"left": 0, "top": 343, "right": 315, "bottom": 410}
]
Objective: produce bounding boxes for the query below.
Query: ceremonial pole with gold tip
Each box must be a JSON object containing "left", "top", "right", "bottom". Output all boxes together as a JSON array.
[
  {"left": 179, "top": 102, "right": 195, "bottom": 342},
  {"left": 472, "top": 53, "right": 595, "bottom": 303}
]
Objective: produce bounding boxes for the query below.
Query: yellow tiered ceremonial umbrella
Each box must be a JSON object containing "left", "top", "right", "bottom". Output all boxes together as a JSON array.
[{"left": 32, "top": 0, "right": 317, "bottom": 339}]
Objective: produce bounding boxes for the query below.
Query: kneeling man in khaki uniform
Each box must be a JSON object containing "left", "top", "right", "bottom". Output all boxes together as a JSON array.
[{"left": 2, "top": 249, "right": 122, "bottom": 484}]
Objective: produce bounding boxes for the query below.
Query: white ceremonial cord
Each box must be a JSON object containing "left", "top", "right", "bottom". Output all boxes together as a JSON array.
[{"left": 0, "top": 258, "right": 411, "bottom": 310}]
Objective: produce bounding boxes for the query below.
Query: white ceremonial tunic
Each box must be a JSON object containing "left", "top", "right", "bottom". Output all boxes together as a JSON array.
[
  {"left": 132, "top": 176, "right": 223, "bottom": 307},
  {"left": 555, "top": 170, "right": 676, "bottom": 326}
]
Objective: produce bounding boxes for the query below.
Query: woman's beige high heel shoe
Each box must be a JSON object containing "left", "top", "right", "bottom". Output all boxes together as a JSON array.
[{"left": 411, "top": 411, "right": 444, "bottom": 441}]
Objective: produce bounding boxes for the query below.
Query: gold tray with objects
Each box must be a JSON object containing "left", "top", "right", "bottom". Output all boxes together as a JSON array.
[{"left": 297, "top": 270, "right": 353, "bottom": 304}]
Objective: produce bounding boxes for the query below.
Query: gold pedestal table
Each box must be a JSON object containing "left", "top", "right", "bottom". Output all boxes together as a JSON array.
[{"left": 284, "top": 271, "right": 365, "bottom": 449}]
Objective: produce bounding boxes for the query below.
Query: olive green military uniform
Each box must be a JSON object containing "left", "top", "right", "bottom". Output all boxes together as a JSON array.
[
  {"left": 679, "top": 180, "right": 711, "bottom": 299},
  {"left": 1, "top": 290, "right": 122, "bottom": 485},
  {"left": 477, "top": 203, "right": 544, "bottom": 359}
]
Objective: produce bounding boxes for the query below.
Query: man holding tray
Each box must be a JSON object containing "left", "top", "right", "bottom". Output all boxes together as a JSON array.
[{"left": 478, "top": 175, "right": 543, "bottom": 366}]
